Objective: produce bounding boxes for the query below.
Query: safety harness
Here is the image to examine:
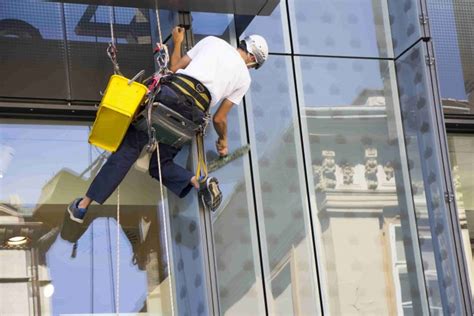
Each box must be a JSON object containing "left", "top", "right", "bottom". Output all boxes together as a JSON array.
[
  {"left": 136, "top": 73, "right": 212, "bottom": 181},
  {"left": 165, "top": 74, "right": 211, "bottom": 112}
]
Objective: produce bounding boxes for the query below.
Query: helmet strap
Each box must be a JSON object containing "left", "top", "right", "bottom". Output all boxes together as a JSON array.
[{"left": 246, "top": 61, "right": 258, "bottom": 68}]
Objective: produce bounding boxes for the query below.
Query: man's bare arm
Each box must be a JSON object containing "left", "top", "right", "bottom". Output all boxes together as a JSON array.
[
  {"left": 213, "top": 98, "right": 234, "bottom": 156},
  {"left": 170, "top": 26, "right": 191, "bottom": 72}
]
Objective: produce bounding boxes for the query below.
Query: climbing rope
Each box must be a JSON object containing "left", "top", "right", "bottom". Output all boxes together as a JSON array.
[
  {"left": 107, "top": 6, "right": 121, "bottom": 75},
  {"left": 116, "top": 186, "right": 120, "bottom": 316},
  {"left": 154, "top": 1, "right": 175, "bottom": 313},
  {"left": 106, "top": 6, "right": 121, "bottom": 315},
  {"left": 155, "top": 0, "right": 163, "bottom": 45}
]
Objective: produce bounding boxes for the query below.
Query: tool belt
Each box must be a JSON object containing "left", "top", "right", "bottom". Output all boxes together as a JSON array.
[
  {"left": 134, "top": 75, "right": 211, "bottom": 149},
  {"left": 134, "top": 102, "right": 201, "bottom": 148},
  {"left": 162, "top": 73, "right": 211, "bottom": 112}
]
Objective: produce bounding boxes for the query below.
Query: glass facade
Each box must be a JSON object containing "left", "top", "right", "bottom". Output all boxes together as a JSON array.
[
  {"left": 1, "top": 0, "right": 473, "bottom": 315},
  {"left": 428, "top": 0, "right": 474, "bottom": 309},
  {"left": 428, "top": 0, "right": 474, "bottom": 116},
  {"left": 0, "top": 120, "right": 174, "bottom": 314}
]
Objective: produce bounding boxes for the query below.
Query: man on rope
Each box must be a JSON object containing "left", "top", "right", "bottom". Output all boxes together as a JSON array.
[{"left": 66, "top": 26, "right": 268, "bottom": 221}]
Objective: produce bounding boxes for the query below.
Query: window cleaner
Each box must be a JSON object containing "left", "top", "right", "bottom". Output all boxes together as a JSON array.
[{"left": 66, "top": 12, "right": 269, "bottom": 219}]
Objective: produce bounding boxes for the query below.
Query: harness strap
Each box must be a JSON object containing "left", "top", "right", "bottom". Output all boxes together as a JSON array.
[
  {"left": 195, "top": 133, "right": 208, "bottom": 182},
  {"left": 167, "top": 75, "right": 211, "bottom": 112}
]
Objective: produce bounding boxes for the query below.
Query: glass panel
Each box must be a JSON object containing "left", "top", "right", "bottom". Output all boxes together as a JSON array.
[
  {"left": 192, "top": 12, "right": 233, "bottom": 37},
  {"left": 288, "top": 0, "right": 393, "bottom": 58},
  {"left": 448, "top": 133, "right": 474, "bottom": 300},
  {"left": 428, "top": 0, "right": 474, "bottom": 116},
  {"left": 387, "top": 0, "right": 422, "bottom": 57},
  {"left": 240, "top": 1, "right": 291, "bottom": 54},
  {"left": 244, "top": 55, "right": 321, "bottom": 314},
  {"left": 295, "top": 55, "right": 427, "bottom": 314},
  {"left": 205, "top": 101, "right": 266, "bottom": 316},
  {"left": 187, "top": 14, "right": 266, "bottom": 315},
  {"left": 0, "top": 119, "right": 174, "bottom": 315},
  {"left": 0, "top": 0, "right": 68, "bottom": 99},
  {"left": 64, "top": 4, "right": 155, "bottom": 101},
  {"left": 166, "top": 151, "right": 211, "bottom": 316},
  {"left": 396, "top": 41, "right": 465, "bottom": 314}
]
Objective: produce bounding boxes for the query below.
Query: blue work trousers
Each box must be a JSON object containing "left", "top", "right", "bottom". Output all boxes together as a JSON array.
[{"left": 86, "top": 85, "right": 201, "bottom": 203}]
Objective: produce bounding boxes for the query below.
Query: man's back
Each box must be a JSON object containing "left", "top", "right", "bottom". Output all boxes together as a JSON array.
[{"left": 177, "top": 36, "right": 251, "bottom": 107}]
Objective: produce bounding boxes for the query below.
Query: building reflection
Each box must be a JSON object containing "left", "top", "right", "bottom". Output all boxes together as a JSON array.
[{"left": 0, "top": 148, "right": 173, "bottom": 314}]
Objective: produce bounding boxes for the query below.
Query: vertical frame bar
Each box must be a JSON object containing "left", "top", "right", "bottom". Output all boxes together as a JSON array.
[
  {"left": 425, "top": 39, "right": 473, "bottom": 313},
  {"left": 178, "top": 11, "right": 221, "bottom": 316}
]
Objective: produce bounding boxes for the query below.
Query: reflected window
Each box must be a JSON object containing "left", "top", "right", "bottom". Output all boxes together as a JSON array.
[
  {"left": 296, "top": 56, "right": 427, "bottom": 314},
  {"left": 244, "top": 55, "right": 322, "bottom": 314},
  {"left": 428, "top": 0, "right": 474, "bottom": 116},
  {"left": 0, "top": 120, "right": 174, "bottom": 315},
  {"left": 448, "top": 133, "right": 474, "bottom": 303},
  {"left": 289, "top": 0, "right": 393, "bottom": 58},
  {"left": 241, "top": 1, "right": 290, "bottom": 54}
]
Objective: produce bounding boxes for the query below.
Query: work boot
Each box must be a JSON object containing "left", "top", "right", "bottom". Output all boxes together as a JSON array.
[
  {"left": 67, "top": 198, "right": 88, "bottom": 224},
  {"left": 199, "top": 177, "right": 223, "bottom": 212}
]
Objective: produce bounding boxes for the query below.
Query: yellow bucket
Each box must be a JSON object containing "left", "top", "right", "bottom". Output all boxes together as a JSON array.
[{"left": 89, "top": 74, "right": 148, "bottom": 152}]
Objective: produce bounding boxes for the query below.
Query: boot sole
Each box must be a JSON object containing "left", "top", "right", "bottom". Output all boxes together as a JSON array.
[{"left": 67, "top": 205, "right": 85, "bottom": 224}]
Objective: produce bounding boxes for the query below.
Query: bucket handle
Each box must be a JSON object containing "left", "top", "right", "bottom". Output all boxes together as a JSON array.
[{"left": 128, "top": 70, "right": 145, "bottom": 85}]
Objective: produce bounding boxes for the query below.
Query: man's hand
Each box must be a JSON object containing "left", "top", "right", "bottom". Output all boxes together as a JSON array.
[
  {"left": 213, "top": 99, "right": 234, "bottom": 157},
  {"left": 216, "top": 138, "right": 228, "bottom": 157},
  {"left": 172, "top": 26, "right": 185, "bottom": 45}
]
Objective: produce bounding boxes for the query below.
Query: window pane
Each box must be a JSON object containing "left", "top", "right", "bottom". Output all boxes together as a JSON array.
[
  {"left": 0, "top": 120, "right": 174, "bottom": 315},
  {"left": 289, "top": 0, "right": 393, "bottom": 58},
  {"left": 189, "top": 14, "right": 266, "bottom": 315},
  {"left": 396, "top": 41, "right": 466, "bottom": 313},
  {"left": 447, "top": 133, "right": 474, "bottom": 303},
  {"left": 387, "top": 0, "right": 422, "bottom": 57},
  {"left": 428, "top": 0, "right": 474, "bottom": 116},
  {"left": 296, "top": 56, "right": 426, "bottom": 314},
  {"left": 245, "top": 55, "right": 321, "bottom": 314},
  {"left": 204, "top": 104, "right": 266, "bottom": 315},
  {"left": 64, "top": 4, "right": 155, "bottom": 100},
  {"left": 241, "top": 1, "right": 290, "bottom": 54},
  {"left": 0, "top": 0, "right": 68, "bottom": 99}
]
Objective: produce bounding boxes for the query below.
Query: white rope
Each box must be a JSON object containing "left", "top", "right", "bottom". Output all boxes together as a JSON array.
[
  {"left": 109, "top": 6, "right": 115, "bottom": 46},
  {"left": 154, "top": 0, "right": 163, "bottom": 45},
  {"left": 116, "top": 186, "right": 120, "bottom": 315},
  {"left": 155, "top": 142, "right": 175, "bottom": 316},
  {"left": 153, "top": 1, "right": 174, "bottom": 313}
]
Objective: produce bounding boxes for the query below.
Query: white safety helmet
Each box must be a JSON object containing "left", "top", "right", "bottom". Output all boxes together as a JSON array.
[{"left": 241, "top": 35, "right": 268, "bottom": 69}]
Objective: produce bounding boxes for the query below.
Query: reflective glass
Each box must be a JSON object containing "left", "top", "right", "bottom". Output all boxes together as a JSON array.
[
  {"left": 166, "top": 149, "right": 211, "bottom": 316},
  {"left": 245, "top": 55, "right": 321, "bottom": 314},
  {"left": 396, "top": 41, "right": 465, "bottom": 314},
  {"left": 428, "top": 0, "right": 474, "bottom": 116},
  {"left": 289, "top": 0, "right": 393, "bottom": 58},
  {"left": 0, "top": 1, "right": 158, "bottom": 101},
  {"left": 0, "top": 120, "right": 174, "bottom": 315},
  {"left": 240, "top": 1, "right": 291, "bottom": 54},
  {"left": 63, "top": 4, "right": 155, "bottom": 100},
  {"left": 0, "top": 0, "right": 68, "bottom": 99},
  {"left": 447, "top": 133, "right": 474, "bottom": 304},
  {"left": 204, "top": 102, "right": 266, "bottom": 316},
  {"left": 387, "top": 0, "right": 422, "bottom": 57},
  {"left": 295, "top": 56, "right": 427, "bottom": 314},
  {"left": 169, "top": 12, "right": 265, "bottom": 315}
]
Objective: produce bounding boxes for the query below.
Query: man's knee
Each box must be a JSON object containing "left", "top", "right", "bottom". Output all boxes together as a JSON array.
[{"left": 148, "top": 158, "right": 171, "bottom": 179}]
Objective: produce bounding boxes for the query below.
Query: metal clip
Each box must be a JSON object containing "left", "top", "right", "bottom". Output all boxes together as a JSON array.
[
  {"left": 425, "top": 56, "right": 435, "bottom": 66},
  {"left": 445, "top": 191, "right": 455, "bottom": 203},
  {"left": 419, "top": 14, "right": 429, "bottom": 25}
]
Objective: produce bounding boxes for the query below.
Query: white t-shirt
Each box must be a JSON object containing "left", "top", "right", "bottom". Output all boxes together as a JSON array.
[{"left": 177, "top": 36, "right": 251, "bottom": 107}]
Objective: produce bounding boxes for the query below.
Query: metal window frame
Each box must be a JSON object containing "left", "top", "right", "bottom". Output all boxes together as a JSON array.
[{"left": 423, "top": 36, "right": 474, "bottom": 313}]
